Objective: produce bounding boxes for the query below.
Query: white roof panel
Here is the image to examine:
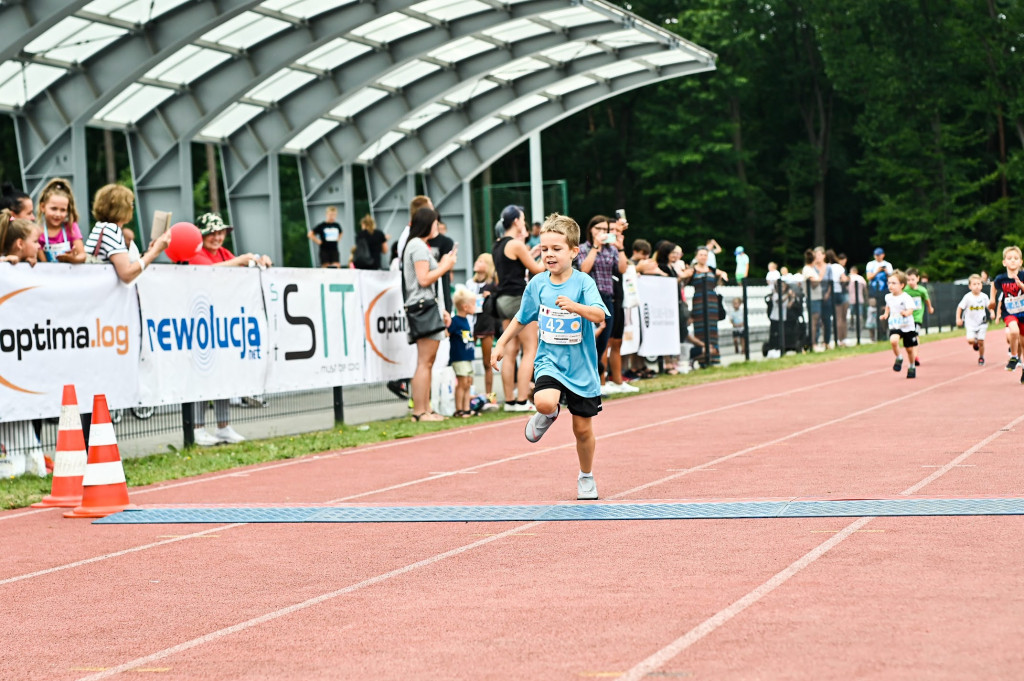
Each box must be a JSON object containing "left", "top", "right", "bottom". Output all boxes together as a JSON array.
[
  {"left": 540, "top": 41, "right": 604, "bottom": 64},
  {"left": 200, "top": 102, "right": 264, "bottom": 138},
  {"left": 539, "top": 7, "right": 606, "bottom": 29},
  {"left": 201, "top": 13, "right": 290, "bottom": 49},
  {"left": 0, "top": 62, "right": 66, "bottom": 108},
  {"left": 483, "top": 19, "right": 548, "bottom": 43},
  {"left": 378, "top": 60, "right": 440, "bottom": 89},
  {"left": 352, "top": 13, "right": 431, "bottom": 43},
  {"left": 459, "top": 116, "right": 502, "bottom": 142},
  {"left": 94, "top": 83, "right": 175, "bottom": 124},
  {"left": 260, "top": 0, "right": 356, "bottom": 19},
  {"left": 297, "top": 39, "right": 372, "bottom": 71},
  {"left": 498, "top": 94, "right": 547, "bottom": 119},
  {"left": 590, "top": 60, "right": 647, "bottom": 80},
  {"left": 83, "top": 0, "right": 191, "bottom": 22},
  {"left": 490, "top": 57, "right": 547, "bottom": 82},
  {"left": 246, "top": 68, "right": 317, "bottom": 103},
  {"left": 145, "top": 46, "right": 231, "bottom": 85},
  {"left": 410, "top": 0, "right": 491, "bottom": 22},
  {"left": 598, "top": 29, "right": 658, "bottom": 49},
  {"left": 397, "top": 102, "right": 450, "bottom": 131},
  {"left": 421, "top": 143, "right": 460, "bottom": 170},
  {"left": 25, "top": 17, "right": 126, "bottom": 64},
  {"left": 642, "top": 50, "right": 697, "bottom": 67},
  {"left": 284, "top": 118, "right": 340, "bottom": 151},
  {"left": 331, "top": 87, "right": 389, "bottom": 118},
  {"left": 428, "top": 36, "right": 494, "bottom": 64},
  {"left": 443, "top": 78, "right": 498, "bottom": 104},
  {"left": 545, "top": 74, "right": 595, "bottom": 96},
  {"left": 358, "top": 130, "right": 406, "bottom": 162}
]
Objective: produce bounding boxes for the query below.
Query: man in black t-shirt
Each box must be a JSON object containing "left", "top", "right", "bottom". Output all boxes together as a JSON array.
[
  {"left": 307, "top": 206, "right": 342, "bottom": 268},
  {"left": 430, "top": 220, "right": 455, "bottom": 313}
]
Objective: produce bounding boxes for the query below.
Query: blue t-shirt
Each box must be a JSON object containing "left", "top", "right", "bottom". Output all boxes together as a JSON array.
[
  {"left": 515, "top": 270, "right": 609, "bottom": 398},
  {"left": 448, "top": 315, "right": 475, "bottom": 363}
]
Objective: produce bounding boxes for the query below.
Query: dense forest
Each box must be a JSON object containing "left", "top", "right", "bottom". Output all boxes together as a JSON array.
[{"left": 488, "top": 0, "right": 1024, "bottom": 279}]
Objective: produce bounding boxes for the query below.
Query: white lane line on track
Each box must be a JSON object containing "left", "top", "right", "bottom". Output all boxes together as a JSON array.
[
  {"left": 69, "top": 521, "right": 546, "bottom": 681},
  {"left": 614, "top": 414, "right": 1024, "bottom": 681},
  {"left": 63, "top": 353, "right": 987, "bottom": 680},
  {"left": 0, "top": 349, "right": 863, "bottom": 524},
  {"left": 0, "top": 524, "right": 245, "bottom": 588}
]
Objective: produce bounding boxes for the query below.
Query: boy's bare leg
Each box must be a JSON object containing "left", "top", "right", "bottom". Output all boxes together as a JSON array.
[
  {"left": 479, "top": 336, "right": 494, "bottom": 395},
  {"left": 533, "top": 388, "right": 560, "bottom": 416},
  {"left": 906, "top": 344, "right": 917, "bottom": 364},
  {"left": 572, "top": 414, "right": 595, "bottom": 474},
  {"left": 978, "top": 339, "right": 985, "bottom": 359},
  {"left": 891, "top": 335, "right": 901, "bottom": 356}
]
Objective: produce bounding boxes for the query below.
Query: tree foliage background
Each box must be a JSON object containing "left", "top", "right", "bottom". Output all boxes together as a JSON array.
[{"left": 486, "top": 0, "right": 1024, "bottom": 279}]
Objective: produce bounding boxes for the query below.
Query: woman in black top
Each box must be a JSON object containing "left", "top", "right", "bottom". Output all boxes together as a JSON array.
[
  {"left": 492, "top": 205, "right": 545, "bottom": 411},
  {"left": 353, "top": 214, "right": 388, "bottom": 269}
]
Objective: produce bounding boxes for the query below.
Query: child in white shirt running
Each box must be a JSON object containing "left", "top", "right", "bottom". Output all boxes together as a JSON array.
[
  {"left": 880, "top": 269, "right": 919, "bottom": 378},
  {"left": 956, "top": 273, "right": 993, "bottom": 365}
]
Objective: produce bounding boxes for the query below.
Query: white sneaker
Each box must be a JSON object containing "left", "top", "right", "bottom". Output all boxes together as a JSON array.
[
  {"left": 615, "top": 381, "right": 639, "bottom": 393},
  {"left": 577, "top": 475, "right": 598, "bottom": 500},
  {"left": 214, "top": 425, "right": 246, "bottom": 444},
  {"left": 522, "top": 401, "right": 536, "bottom": 412},
  {"left": 600, "top": 382, "right": 620, "bottom": 396},
  {"left": 193, "top": 428, "right": 220, "bottom": 447},
  {"left": 525, "top": 405, "right": 559, "bottom": 443}
]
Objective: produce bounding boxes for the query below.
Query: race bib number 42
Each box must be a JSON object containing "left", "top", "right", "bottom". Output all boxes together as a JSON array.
[{"left": 539, "top": 304, "right": 583, "bottom": 345}]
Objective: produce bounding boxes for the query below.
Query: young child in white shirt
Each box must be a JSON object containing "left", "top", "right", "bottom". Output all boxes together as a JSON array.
[
  {"left": 956, "top": 273, "right": 993, "bottom": 365},
  {"left": 880, "top": 269, "right": 919, "bottom": 378}
]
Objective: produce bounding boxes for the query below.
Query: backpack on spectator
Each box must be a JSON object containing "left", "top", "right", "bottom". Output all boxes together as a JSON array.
[{"left": 353, "top": 232, "right": 376, "bottom": 269}]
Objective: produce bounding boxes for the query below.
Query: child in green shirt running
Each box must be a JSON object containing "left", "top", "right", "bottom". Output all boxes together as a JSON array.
[{"left": 905, "top": 268, "right": 934, "bottom": 366}]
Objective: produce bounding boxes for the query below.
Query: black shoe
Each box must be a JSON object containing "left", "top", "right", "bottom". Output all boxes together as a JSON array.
[
  {"left": 907, "top": 367, "right": 916, "bottom": 379},
  {"left": 893, "top": 357, "right": 904, "bottom": 372},
  {"left": 1006, "top": 357, "right": 1019, "bottom": 371},
  {"left": 973, "top": 342, "right": 980, "bottom": 351},
  {"left": 914, "top": 359, "right": 920, "bottom": 366},
  {"left": 386, "top": 379, "right": 410, "bottom": 400}
]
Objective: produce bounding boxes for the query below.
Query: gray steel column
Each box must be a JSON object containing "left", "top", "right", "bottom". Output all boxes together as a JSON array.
[
  {"left": 127, "top": 137, "right": 194, "bottom": 246},
  {"left": 14, "top": 119, "right": 89, "bottom": 224},
  {"left": 435, "top": 182, "right": 472, "bottom": 285},
  {"left": 223, "top": 153, "right": 282, "bottom": 263},
  {"left": 529, "top": 132, "right": 544, "bottom": 224},
  {"left": 371, "top": 181, "right": 413, "bottom": 243}
]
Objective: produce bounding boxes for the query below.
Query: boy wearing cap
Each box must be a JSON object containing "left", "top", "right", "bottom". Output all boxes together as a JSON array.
[
  {"left": 866, "top": 247, "right": 892, "bottom": 340},
  {"left": 734, "top": 246, "right": 749, "bottom": 283},
  {"left": 189, "top": 213, "right": 272, "bottom": 268}
]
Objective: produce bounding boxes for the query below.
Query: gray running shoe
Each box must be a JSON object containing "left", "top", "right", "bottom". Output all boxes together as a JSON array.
[
  {"left": 893, "top": 356, "right": 903, "bottom": 372},
  {"left": 524, "top": 405, "right": 559, "bottom": 443},
  {"left": 577, "top": 475, "right": 598, "bottom": 500}
]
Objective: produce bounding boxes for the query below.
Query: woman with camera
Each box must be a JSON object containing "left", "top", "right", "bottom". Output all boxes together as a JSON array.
[
  {"left": 578, "top": 215, "right": 628, "bottom": 383},
  {"left": 402, "top": 206, "right": 457, "bottom": 422}
]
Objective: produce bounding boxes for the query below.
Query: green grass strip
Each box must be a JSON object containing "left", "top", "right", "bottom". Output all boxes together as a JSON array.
[{"left": 0, "top": 330, "right": 964, "bottom": 510}]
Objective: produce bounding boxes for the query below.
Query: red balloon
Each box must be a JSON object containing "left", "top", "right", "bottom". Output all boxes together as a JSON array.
[{"left": 165, "top": 222, "right": 202, "bottom": 262}]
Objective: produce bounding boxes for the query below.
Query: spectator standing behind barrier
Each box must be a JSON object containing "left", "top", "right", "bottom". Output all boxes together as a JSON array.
[
  {"left": 602, "top": 216, "right": 638, "bottom": 394},
  {"left": 704, "top": 238, "right": 722, "bottom": 269},
  {"left": 802, "top": 247, "right": 833, "bottom": 350},
  {"left": 734, "top": 246, "right": 749, "bottom": 283},
  {"left": 449, "top": 288, "right": 477, "bottom": 418},
  {"left": 466, "top": 253, "right": 499, "bottom": 407},
  {"left": 1, "top": 183, "right": 33, "bottom": 219},
  {"left": 654, "top": 241, "right": 691, "bottom": 374},
  {"left": 578, "top": 215, "right": 628, "bottom": 390},
  {"left": 493, "top": 204, "right": 545, "bottom": 411},
  {"left": 404, "top": 206, "right": 457, "bottom": 422},
  {"left": 431, "top": 220, "right": 455, "bottom": 314},
  {"left": 307, "top": 206, "right": 342, "bottom": 268},
  {"left": 83, "top": 184, "right": 171, "bottom": 284},
  {"left": 36, "top": 178, "right": 85, "bottom": 264},
  {"left": 730, "top": 297, "right": 745, "bottom": 354},
  {"left": 352, "top": 214, "right": 388, "bottom": 270},
  {"left": 828, "top": 250, "right": 850, "bottom": 345},
  {"left": 0, "top": 211, "right": 41, "bottom": 265},
  {"left": 527, "top": 221, "right": 541, "bottom": 249},
  {"left": 185, "top": 212, "right": 270, "bottom": 446},
  {"left": 682, "top": 245, "right": 726, "bottom": 367},
  {"left": 866, "top": 247, "right": 893, "bottom": 341}
]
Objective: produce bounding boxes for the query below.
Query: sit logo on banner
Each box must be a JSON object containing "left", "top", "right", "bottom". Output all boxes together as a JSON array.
[
  {"left": 144, "top": 294, "right": 262, "bottom": 371},
  {"left": 267, "top": 280, "right": 358, "bottom": 371}
]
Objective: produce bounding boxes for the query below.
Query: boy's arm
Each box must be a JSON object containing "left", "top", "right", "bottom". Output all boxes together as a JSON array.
[
  {"left": 989, "top": 282, "right": 998, "bottom": 310},
  {"left": 880, "top": 304, "right": 890, "bottom": 320},
  {"left": 557, "top": 298, "right": 606, "bottom": 323}
]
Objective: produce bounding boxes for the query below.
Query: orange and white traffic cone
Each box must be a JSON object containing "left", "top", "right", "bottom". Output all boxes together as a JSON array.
[
  {"left": 64, "top": 394, "right": 135, "bottom": 519},
  {"left": 32, "top": 385, "right": 87, "bottom": 508}
]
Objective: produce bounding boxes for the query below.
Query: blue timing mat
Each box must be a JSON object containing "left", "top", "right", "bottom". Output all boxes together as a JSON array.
[{"left": 92, "top": 497, "right": 1024, "bottom": 524}]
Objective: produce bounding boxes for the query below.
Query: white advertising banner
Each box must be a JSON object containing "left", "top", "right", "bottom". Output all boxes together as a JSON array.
[
  {"left": 620, "top": 305, "right": 641, "bottom": 356},
  {"left": 262, "top": 268, "right": 368, "bottom": 390},
  {"left": 358, "top": 270, "right": 418, "bottom": 382},
  {"left": 0, "top": 263, "right": 141, "bottom": 419},
  {"left": 637, "top": 275, "right": 680, "bottom": 357},
  {"left": 136, "top": 265, "right": 268, "bottom": 405}
]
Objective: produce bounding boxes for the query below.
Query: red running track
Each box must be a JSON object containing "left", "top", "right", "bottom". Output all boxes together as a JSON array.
[{"left": 2, "top": 338, "right": 1023, "bottom": 681}]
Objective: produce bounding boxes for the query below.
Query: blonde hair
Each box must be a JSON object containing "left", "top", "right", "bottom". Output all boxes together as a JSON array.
[
  {"left": 968, "top": 273, "right": 983, "bottom": 283},
  {"left": 37, "top": 177, "right": 79, "bottom": 226},
  {"left": 474, "top": 253, "right": 495, "bottom": 283},
  {"left": 890, "top": 269, "right": 908, "bottom": 286},
  {"left": 0, "top": 211, "right": 40, "bottom": 256},
  {"left": 360, "top": 214, "right": 376, "bottom": 233},
  {"left": 453, "top": 287, "right": 476, "bottom": 310},
  {"left": 409, "top": 195, "right": 431, "bottom": 217},
  {"left": 326, "top": 205, "right": 338, "bottom": 214},
  {"left": 91, "top": 184, "right": 135, "bottom": 225},
  {"left": 1003, "top": 245, "right": 1022, "bottom": 259},
  {"left": 540, "top": 213, "right": 580, "bottom": 249}
]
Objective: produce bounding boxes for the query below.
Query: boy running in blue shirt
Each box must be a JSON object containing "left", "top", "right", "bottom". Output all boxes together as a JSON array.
[{"left": 491, "top": 214, "right": 610, "bottom": 500}]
